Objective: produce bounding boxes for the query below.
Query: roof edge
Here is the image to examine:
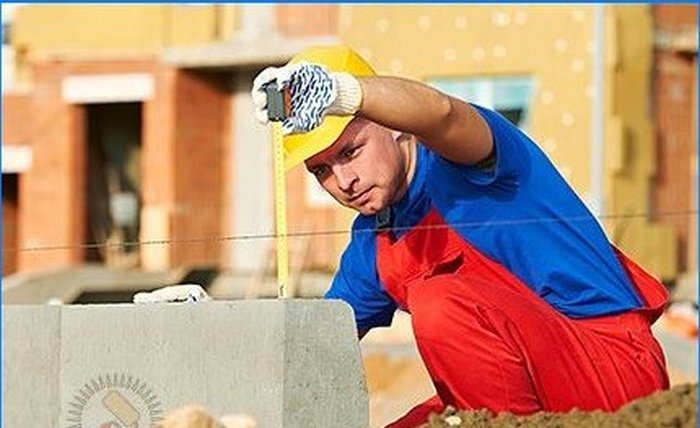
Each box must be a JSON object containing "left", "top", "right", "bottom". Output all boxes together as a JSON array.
[{"left": 162, "top": 34, "right": 342, "bottom": 69}]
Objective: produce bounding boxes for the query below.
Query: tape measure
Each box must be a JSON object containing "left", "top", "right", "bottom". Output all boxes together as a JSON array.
[
  {"left": 271, "top": 122, "right": 289, "bottom": 298},
  {"left": 264, "top": 82, "right": 290, "bottom": 299}
]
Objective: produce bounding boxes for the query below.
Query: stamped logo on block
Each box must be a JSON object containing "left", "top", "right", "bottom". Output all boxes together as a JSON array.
[{"left": 65, "top": 373, "right": 163, "bottom": 428}]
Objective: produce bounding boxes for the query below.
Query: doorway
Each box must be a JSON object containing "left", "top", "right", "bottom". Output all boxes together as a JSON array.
[
  {"left": 2, "top": 173, "right": 19, "bottom": 275},
  {"left": 84, "top": 102, "right": 142, "bottom": 266}
]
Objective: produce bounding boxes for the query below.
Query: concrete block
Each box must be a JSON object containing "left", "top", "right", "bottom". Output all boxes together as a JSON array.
[
  {"left": 2, "top": 305, "right": 61, "bottom": 428},
  {"left": 3, "top": 300, "right": 368, "bottom": 428}
]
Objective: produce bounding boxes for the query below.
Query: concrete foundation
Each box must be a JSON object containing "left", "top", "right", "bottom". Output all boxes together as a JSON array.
[{"left": 3, "top": 300, "right": 368, "bottom": 427}]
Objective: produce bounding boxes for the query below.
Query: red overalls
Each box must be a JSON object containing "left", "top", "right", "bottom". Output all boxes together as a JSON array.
[{"left": 378, "top": 209, "right": 670, "bottom": 428}]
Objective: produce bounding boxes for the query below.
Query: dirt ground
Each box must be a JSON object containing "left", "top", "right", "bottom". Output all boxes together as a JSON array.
[{"left": 421, "top": 383, "right": 698, "bottom": 428}]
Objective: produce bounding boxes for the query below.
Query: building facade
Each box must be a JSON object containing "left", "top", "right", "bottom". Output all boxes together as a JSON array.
[
  {"left": 2, "top": 5, "right": 695, "bottom": 284},
  {"left": 650, "top": 4, "right": 698, "bottom": 288}
]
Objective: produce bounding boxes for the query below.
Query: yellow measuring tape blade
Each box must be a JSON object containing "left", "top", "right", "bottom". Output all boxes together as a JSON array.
[{"left": 272, "top": 122, "right": 289, "bottom": 298}]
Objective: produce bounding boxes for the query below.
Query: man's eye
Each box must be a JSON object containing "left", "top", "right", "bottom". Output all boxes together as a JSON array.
[
  {"left": 343, "top": 147, "right": 358, "bottom": 158},
  {"left": 312, "top": 166, "right": 329, "bottom": 177}
]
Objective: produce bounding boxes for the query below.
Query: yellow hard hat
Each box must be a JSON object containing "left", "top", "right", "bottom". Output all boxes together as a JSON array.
[{"left": 283, "top": 45, "right": 376, "bottom": 171}]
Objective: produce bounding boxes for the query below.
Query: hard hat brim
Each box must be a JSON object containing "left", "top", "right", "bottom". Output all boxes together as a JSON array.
[
  {"left": 282, "top": 45, "right": 375, "bottom": 171},
  {"left": 284, "top": 115, "right": 354, "bottom": 171}
]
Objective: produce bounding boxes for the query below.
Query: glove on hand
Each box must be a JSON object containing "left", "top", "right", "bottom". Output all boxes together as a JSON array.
[
  {"left": 252, "top": 62, "right": 362, "bottom": 135},
  {"left": 133, "top": 284, "right": 211, "bottom": 304}
]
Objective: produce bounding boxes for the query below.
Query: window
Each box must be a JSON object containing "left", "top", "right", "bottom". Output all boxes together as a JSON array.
[{"left": 429, "top": 76, "right": 535, "bottom": 131}]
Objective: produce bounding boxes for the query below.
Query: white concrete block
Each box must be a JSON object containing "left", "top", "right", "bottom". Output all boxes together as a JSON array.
[
  {"left": 2, "top": 305, "right": 61, "bottom": 427},
  {"left": 3, "top": 300, "right": 368, "bottom": 428}
]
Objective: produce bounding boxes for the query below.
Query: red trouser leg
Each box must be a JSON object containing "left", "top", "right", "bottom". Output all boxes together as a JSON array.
[
  {"left": 387, "top": 272, "right": 669, "bottom": 427},
  {"left": 384, "top": 395, "right": 443, "bottom": 428}
]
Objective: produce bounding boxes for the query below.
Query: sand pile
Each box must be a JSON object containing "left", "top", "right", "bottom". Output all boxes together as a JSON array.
[{"left": 422, "top": 383, "right": 697, "bottom": 428}]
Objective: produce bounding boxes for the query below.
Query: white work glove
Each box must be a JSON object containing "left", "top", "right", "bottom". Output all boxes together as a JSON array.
[
  {"left": 251, "top": 62, "right": 363, "bottom": 135},
  {"left": 133, "top": 284, "right": 211, "bottom": 304}
]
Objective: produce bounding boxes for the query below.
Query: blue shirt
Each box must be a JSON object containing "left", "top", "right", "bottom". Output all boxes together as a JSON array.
[{"left": 326, "top": 105, "right": 643, "bottom": 333}]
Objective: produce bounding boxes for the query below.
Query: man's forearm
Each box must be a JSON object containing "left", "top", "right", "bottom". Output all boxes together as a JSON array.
[{"left": 356, "top": 76, "right": 493, "bottom": 165}]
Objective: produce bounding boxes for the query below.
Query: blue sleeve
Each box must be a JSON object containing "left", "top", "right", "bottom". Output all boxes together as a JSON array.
[
  {"left": 435, "top": 104, "right": 532, "bottom": 187},
  {"left": 324, "top": 216, "right": 397, "bottom": 334}
]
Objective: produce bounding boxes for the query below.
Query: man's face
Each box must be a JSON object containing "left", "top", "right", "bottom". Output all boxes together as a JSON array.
[{"left": 304, "top": 118, "right": 407, "bottom": 216}]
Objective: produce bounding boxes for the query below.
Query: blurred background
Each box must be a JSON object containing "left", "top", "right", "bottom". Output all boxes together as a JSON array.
[{"left": 1, "top": 4, "right": 697, "bottom": 426}]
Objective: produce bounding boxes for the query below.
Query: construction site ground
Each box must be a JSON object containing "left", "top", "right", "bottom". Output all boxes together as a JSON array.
[{"left": 422, "top": 383, "right": 696, "bottom": 427}]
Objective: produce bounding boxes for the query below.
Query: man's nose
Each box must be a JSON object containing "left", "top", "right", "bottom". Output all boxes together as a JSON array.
[{"left": 332, "top": 164, "right": 357, "bottom": 192}]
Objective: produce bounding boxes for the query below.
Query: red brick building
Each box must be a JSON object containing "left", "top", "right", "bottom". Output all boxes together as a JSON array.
[
  {"left": 2, "top": 5, "right": 343, "bottom": 277},
  {"left": 650, "top": 5, "right": 698, "bottom": 277},
  {"left": 3, "top": 59, "right": 229, "bottom": 273}
]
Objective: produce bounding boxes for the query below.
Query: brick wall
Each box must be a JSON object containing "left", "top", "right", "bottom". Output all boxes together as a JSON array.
[
  {"left": 651, "top": 6, "right": 697, "bottom": 274},
  {"left": 652, "top": 51, "right": 696, "bottom": 272},
  {"left": 2, "top": 92, "right": 32, "bottom": 275},
  {"left": 140, "top": 65, "right": 177, "bottom": 270},
  {"left": 18, "top": 61, "right": 87, "bottom": 271},
  {"left": 276, "top": 5, "right": 339, "bottom": 37},
  {"left": 169, "top": 69, "right": 229, "bottom": 268},
  {"left": 13, "top": 59, "right": 231, "bottom": 272},
  {"left": 2, "top": 93, "right": 33, "bottom": 144},
  {"left": 652, "top": 5, "right": 698, "bottom": 30}
]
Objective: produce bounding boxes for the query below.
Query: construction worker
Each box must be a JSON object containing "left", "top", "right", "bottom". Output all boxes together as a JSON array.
[{"left": 252, "top": 46, "right": 669, "bottom": 427}]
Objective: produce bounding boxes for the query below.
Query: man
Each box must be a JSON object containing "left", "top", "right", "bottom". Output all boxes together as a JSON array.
[{"left": 252, "top": 45, "right": 669, "bottom": 428}]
